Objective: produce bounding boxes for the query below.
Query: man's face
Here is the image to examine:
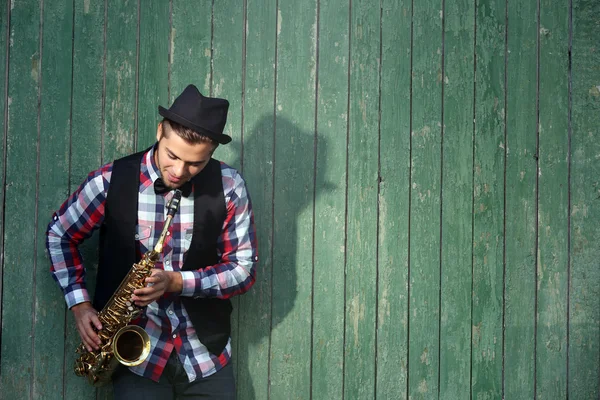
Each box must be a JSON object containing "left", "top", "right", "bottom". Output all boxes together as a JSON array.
[{"left": 154, "top": 122, "right": 215, "bottom": 189}]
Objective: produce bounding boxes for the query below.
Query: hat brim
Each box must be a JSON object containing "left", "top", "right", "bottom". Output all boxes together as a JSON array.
[{"left": 158, "top": 106, "right": 232, "bottom": 144}]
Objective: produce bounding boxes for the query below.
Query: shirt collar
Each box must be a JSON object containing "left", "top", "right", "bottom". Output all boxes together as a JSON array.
[{"left": 140, "top": 144, "right": 161, "bottom": 194}]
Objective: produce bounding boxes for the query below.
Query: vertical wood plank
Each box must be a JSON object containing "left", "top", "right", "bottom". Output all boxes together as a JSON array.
[
  {"left": 137, "top": 0, "right": 169, "bottom": 150},
  {"left": 98, "top": 2, "right": 138, "bottom": 399},
  {"left": 64, "top": 0, "right": 105, "bottom": 398},
  {"left": 236, "top": 1, "right": 276, "bottom": 398},
  {"left": 569, "top": 0, "right": 600, "bottom": 398},
  {"left": 269, "top": 1, "right": 317, "bottom": 398},
  {"left": 0, "top": 0, "right": 41, "bottom": 398},
  {"left": 439, "top": 0, "right": 475, "bottom": 397},
  {"left": 0, "top": 0, "right": 9, "bottom": 346},
  {"left": 212, "top": 0, "right": 244, "bottom": 382},
  {"left": 536, "top": 0, "right": 570, "bottom": 397},
  {"left": 344, "top": 1, "right": 380, "bottom": 399},
  {"left": 408, "top": 0, "right": 442, "bottom": 397},
  {"left": 472, "top": 0, "right": 505, "bottom": 397},
  {"left": 503, "top": 0, "right": 537, "bottom": 397},
  {"left": 212, "top": 0, "right": 243, "bottom": 168},
  {"left": 170, "top": 0, "right": 212, "bottom": 102},
  {"left": 33, "top": 1, "right": 73, "bottom": 398},
  {"left": 103, "top": 0, "right": 137, "bottom": 162},
  {"left": 0, "top": 0, "right": 40, "bottom": 398},
  {"left": 343, "top": 2, "right": 382, "bottom": 400},
  {"left": 377, "top": 0, "right": 410, "bottom": 398},
  {"left": 311, "top": 0, "right": 348, "bottom": 398}
]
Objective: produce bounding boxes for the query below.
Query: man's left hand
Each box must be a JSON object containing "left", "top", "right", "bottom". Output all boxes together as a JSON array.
[{"left": 132, "top": 269, "right": 183, "bottom": 307}]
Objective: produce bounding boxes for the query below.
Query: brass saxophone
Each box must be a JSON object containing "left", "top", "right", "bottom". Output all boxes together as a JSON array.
[{"left": 74, "top": 190, "right": 183, "bottom": 386}]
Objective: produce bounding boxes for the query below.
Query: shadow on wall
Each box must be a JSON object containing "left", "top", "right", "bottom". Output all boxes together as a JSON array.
[{"left": 228, "top": 114, "right": 335, "bottom": 400}]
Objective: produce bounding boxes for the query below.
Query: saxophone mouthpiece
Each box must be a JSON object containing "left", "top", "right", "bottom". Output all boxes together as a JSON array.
[{"left": 166, "top": 189, "right": 182, "bottom": 217}]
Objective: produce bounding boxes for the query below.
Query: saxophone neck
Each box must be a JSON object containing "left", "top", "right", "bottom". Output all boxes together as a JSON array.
[
  {"left": 152, "top": 189, "right": 183, "bottom": 254},
  {"left": 142, "top": 250, "right": 160, "bottom": 263}
]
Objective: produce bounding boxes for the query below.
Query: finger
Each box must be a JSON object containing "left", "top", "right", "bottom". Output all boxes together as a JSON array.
[
  {"left": 76, "top": 325, "right": 92, "bottom": 351},
  {"left": 145, "top": 275, "right": 164, "bottom": 284},
  {"left": 132, "top": 292, "right": 163, "bottom": 307},
  {"left": 134, "top": 299, "right": 153, "bottom": 307},
  {"left": 77, "top": 321, "right": 97, "bottom": 351},
  {"left": 133, "top": 298, "right": 152, "bottom": 307},
  {"left": 134, "top": 287, "right": 158, "bottom": 296},
  {"left": 144, "top": 277, "right": 159, "bottom": 286},
  {"left": 90, "top": 313, "right": 103, "bottom": 331},
  {"left": 82, "top": 319, "right": 101, "bottom": 349},
  {"left": 149, "top": 269, "right": 162, "bottom": 278},
  {"left": 132, "top": 292, "right": 160, "bottom": 302}
]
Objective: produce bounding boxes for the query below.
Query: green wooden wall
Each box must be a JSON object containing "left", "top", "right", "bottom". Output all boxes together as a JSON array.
[{"left": 0, "top": 0, "right": 598, "bottom": 399}]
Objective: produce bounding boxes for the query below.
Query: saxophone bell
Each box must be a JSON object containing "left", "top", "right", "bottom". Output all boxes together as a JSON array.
[{"left": 113, "top": 324, "right": 152, "bottom": 366}]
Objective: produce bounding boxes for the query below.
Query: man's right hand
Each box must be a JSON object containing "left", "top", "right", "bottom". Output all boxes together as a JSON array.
[{"left": 71, "top": 302, "right": 102, "bottom": 352}]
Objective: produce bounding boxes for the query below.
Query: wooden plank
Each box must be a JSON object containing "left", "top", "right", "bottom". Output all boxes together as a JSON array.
[
  {"left": 137, "top": 0, "right": 169, "bottom": 149},
  {"left": 235, "top": 0, "right": 276, "bottom": 398},
  {"left": 471, "top": 0, "right": 505, "bottom": 397},
  {"left": 103, "top": 0, "right": 137, "bottom": 163},
  {"left": 376, "top": 0, "right": 411, "bottom": 399},
  {"left": 0, "top": 0, "right": 9, "bottom": 342},
  {"left": 311, "top": 0, "right": 348, "bottom": 398},
  {"left": 212, "top": 0, "right": 243, "bottom": 167},
  {"left": 569, "top": 0, "right": 600, "bottom": 398},
  {"left": 344, "top": 1, "right": 380, "bottom": 399},
  {"left": 0, "top": 0, "right": 40, "bottom": 398},
  {"left": 536, "top": 0, "right": 570, "bottom": 397},
  {"left": 64, "top": 0, "right": 105, "bottom": 399},
  {"left": 97, "top": 2, "right": 138, "bottom": 399},
  {"left": 407, "top": 0, "right": 442, "bottom": 397},
  {"left": 269, "top": 1, "right": 317, "bottom": 398},
  {"left": 503, "top": 0, "right": 537, "bottom": 397},
  {"left": 32, "top": 1, "right": 73, "bottom": 399},
  {"left": 212, "top": 0, "right": 243, "bottom": 381},
  {"left": 170, "top": 0, "right": 212, "bottom": 102},
  {"left": 439, "top": 0, "right": 475, "bottom": 397}
]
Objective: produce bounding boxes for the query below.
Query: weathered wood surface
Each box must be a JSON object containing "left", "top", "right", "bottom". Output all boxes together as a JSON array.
[
  {"left": 33, "top": 2, "right": 73, "bottom": 399},
  {"left": 472, "top": 0, "right": 505, "bottom": 398},
  {"left": 64, "top": 1, "right": 104, "bottom": 399},
  {"left": 537, "top": 0, "right": 570, "bottom": 397},
  {"left": 440, "top": 0, "right": 474, "bottom": 397},
  {"left": 235, "top": 1, "right": 276, "bottom": 399},
  {"left": 1, "top": 1, "right": 41, "bottom": 399},
  {"left": 408, "top": 0, "right": 442, "bottom": 398},
  {"left": 312, "top": 0, "right": 347, "bottom": 398},
  {"left": 0, "top": 1, "right": 598, "bottom": 399},
  {"left": 569, "top": 0, "right": 600, "bottom": 398},
  {"left": 344, "top": 1, "right": 379, "bottom": 399},
  {"left": 269, "top": 2, "right": 317, "bottom": 398},
  {"left": 504, "top": 0, "right": 537, "bottom": 398}
]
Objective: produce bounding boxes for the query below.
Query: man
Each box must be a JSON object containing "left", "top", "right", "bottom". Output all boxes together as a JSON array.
[{"left": 47, "top": 84, "right": 257, "bottom": 399}]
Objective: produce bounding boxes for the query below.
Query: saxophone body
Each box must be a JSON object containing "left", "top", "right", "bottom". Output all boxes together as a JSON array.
[{"left": 74, "top": 190, "right": 182, "bottom": 387}]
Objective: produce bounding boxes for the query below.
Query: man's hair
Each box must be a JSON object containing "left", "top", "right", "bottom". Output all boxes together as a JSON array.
[{"left": 161, "top": 118, "right": 219, "bottom": 148}]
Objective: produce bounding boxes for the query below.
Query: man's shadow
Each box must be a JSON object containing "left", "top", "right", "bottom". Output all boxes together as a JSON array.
[{"left": 223, "top": 115, "right": 334, "bottom": 399}]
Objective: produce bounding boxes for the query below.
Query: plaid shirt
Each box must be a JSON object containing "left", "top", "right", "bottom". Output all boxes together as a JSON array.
[{"left": 46, "top": 146, "right": 257, "bottom": 382}]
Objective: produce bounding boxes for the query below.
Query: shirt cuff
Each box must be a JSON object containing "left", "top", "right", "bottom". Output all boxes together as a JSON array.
[
  {"left": 65, "top": 286, "right": 91, "bottom": 309},
  {"left": 179, "top": 271, "right": 201, "bottom": 297}
]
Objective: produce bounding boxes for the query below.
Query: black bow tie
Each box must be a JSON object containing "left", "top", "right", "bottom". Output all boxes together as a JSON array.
[{"left": 154, "top": 177, "right": 192, "bottom": 197}]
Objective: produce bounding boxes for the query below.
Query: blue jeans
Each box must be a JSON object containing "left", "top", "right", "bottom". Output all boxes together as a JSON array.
[{"left": 112, "top": 352, "right": 236, "bottom": 399}]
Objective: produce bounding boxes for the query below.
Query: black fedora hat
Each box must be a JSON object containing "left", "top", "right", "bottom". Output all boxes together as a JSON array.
[{"left": 158, "top": 84, "right": 232, "bottom": 144}]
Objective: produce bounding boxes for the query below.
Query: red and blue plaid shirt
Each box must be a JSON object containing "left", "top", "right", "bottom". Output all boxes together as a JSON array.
[{"left": 46, "top": 146, "right": 257, "bottom": 382}]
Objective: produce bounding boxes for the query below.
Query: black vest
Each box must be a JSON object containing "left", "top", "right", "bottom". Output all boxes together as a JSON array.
[{"left": 94, "top": 149, "right": 232, "bottom": 356}]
